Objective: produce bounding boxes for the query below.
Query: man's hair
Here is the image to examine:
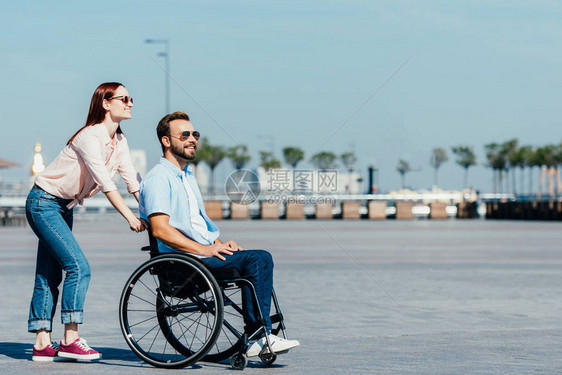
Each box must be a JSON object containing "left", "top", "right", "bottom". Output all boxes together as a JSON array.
[{"left": 156, "top": 111, "right": 190, "bottom": 153}]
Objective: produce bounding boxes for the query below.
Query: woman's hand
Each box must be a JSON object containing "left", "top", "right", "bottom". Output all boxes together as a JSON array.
[
  {"left": 128, "top": 217, "right": 148, "bottom": 232},
  {"left": 104, "top": 190, "right": 148, "bottom": 233}
]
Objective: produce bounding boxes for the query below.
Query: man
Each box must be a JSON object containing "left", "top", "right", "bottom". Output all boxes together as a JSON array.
[{"left": 139, "top": 111, "right": 299, "bottom": 357}]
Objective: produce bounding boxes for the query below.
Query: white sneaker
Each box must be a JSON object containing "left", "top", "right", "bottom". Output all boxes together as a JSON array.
[{"left": 246, "top": 334, "right": 300, "bottom": 357}]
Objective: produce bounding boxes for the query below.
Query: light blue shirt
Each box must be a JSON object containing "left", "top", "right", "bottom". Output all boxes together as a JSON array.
[{"left": 139, "top": 157, "right": 220, "bottom": 254}]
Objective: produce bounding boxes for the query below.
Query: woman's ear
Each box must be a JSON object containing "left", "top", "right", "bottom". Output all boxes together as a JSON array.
[{"left": 102, "top": 99, "right": 111, "bottom": 111}]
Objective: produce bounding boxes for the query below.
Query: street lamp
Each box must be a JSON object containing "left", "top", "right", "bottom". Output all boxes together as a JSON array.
[
  {"left": 145, "top": 39, "right": 170, "bottom": 114},
  {"left": 368, "top": 164, "right": 379, "bottom": 194}
]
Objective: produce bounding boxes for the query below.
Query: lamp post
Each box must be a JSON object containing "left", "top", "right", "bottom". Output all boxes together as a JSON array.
[
  {"left": 145, "top": 39, "right": 170, "bottom": 114},
  {"left": 368, "top": 164, "right": 379, "bottom": 194}
]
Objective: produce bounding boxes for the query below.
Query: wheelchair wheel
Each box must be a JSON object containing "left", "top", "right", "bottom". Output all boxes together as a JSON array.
[
  {"left": 202, "top": 284, "right": 246, "bottom": 362},
  {"left": 119, "top": 254, "right": 224, "bottom": 368}
]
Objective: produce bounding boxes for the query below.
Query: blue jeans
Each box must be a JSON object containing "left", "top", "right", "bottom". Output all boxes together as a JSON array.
[
  {"left": 25, "top": 186, "right": 91, "bottom": 332},
  {"left": 202, "top": 250, "right": 274, "bottom": 332}
]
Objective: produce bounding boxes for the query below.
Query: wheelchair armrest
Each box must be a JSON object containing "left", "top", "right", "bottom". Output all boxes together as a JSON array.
[{"left": 141, "top": 245, "right": 155, "bottom": 252}]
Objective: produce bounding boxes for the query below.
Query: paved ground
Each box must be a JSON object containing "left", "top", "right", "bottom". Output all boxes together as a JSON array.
[{"left": 1, "top": 217, "right": 562, "bottom": 374}]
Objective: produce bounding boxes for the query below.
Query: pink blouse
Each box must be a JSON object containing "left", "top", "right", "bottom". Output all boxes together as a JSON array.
[{"left": 34, "top": 123, "right": 141, "bottom": 209}]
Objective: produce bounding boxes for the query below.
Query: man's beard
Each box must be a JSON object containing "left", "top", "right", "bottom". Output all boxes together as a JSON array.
[{"left": 171, "top": 142, "right": 196, "bottom": 161}]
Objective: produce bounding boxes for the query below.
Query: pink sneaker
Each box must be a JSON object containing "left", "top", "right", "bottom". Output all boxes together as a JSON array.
[
  {"left": 32, "top": 342, "right": 76, "bottom": 362},
  {"left": 58, "top": 338, "right": 102, "bottom": 360}
]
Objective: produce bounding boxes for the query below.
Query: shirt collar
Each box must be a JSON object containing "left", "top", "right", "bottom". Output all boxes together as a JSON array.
[
  {"left": 98, "top": 124, "right": 114, "bottom": 146},
  {"left": 158, "top": 157, "right": 194, "bottom": 177},
  {"left": 186, "top": 164, "right": 194, "bottom": 175}
]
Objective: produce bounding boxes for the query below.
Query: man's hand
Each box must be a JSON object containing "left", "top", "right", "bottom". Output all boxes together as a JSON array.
[
  {"left": 222, "top": 240, "right": 245, "bottom": 251},
  {"left": 205, "top": 243, "right": 236, "bottom": 261}
]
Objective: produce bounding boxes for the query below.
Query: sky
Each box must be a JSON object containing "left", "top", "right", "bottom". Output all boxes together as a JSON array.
[{"left": 1, "top": 0, "right": 562, "bottom": 193}]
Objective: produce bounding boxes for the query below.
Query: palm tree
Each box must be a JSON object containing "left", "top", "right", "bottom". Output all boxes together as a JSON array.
[
  {"left": 310, "top": 151, "right": 338, "bottom": 171},
  {"left": 534, "top": 146, "right": 546, "bottom": 198},
  {"left": 430, "top": 148, "right": 448, "bottom": 187},
  {"left": 510, "top": 145, "right": 530, "bottom": 197},
  {"left": 535, "top": 145, "right": 558, "bottom": 198},
  {"left": 341, "top": 152, "right": 357, "bottom": 172},
  {"left": 227, "top": 145, "right": 251, "bottom": 170},
  {"left": 396, "top": 159, "right": 411, "bottom": 189},
  {"left": 191, "top": 136, "right": 208, "bottom": 171},
  {"left": 544, "top": 145, "right": 557, "bottom": 175},
  {"left": 451, "top": 145, "right": 476, "bottom": 189},
  {"left": 259, "top": 151, "right": 281, "bottom": 170},
  {"left": 555, "top": 143, "right": 562, "bottom": 197},
  {"left": 485, "top": 143, "right": 506, "bottom": 193},
  {"left": 523, "top": 146, "right": 536, "bottom": 196},
  {"left": 501, "top": 139, "right": 519, "bottom": 194},
  {"left": 204, "top": 144, "right": 226, "bottom": 195},
  {"left": 282, "top": 147, "right": 305, "bottom": 169}
]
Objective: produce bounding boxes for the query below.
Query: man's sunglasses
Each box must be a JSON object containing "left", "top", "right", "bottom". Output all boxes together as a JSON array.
[
  {"left": 108, "top": 95, "right": 133, "bottom": 104},
  {"left": 169, "top": 131, "right": 201, "bottom": 141}
]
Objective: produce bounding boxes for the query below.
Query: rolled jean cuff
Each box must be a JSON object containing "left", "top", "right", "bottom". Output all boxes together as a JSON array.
[
  {"left": 61, "top": 310, "right": 84, "bottom": 324},
  {"left": 28, "top": 319, "right": 52, "bottom": 333}
]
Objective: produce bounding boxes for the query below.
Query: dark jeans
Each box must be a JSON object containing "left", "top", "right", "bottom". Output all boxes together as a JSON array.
[{"left": 202, "top": 250, "right": 274, "bottom": 332}]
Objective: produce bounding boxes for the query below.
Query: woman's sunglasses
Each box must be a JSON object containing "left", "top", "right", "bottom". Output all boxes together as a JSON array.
[
  {"left": 108, "top": 95, "right": 133, "bottom": 104},
  {"left": 169, "top": 131, "right": 201, "bottom": 141}
]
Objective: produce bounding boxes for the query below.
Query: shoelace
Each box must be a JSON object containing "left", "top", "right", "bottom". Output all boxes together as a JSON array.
[{"left": 76, "top": 338, "right": 93, "bottom": 351}]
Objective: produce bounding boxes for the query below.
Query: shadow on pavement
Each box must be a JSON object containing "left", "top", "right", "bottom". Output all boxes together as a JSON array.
[
  {"left": 0, "top": 343, "right": 154, "bottom": 367},
  {"left": 206, "top": 358, "right": 287, "bottom": 370},
  {"left": 94, "top": 346, "right": 145, "bottom": 362},
  {"left": 0, "top": 343, "right": 143, "bottom": 363},
  {"left": 0, "top": 343, "right": 285, "bottom": 370},
  {"left": 0, "top": 342, "right": 32, "bottom": 360}
]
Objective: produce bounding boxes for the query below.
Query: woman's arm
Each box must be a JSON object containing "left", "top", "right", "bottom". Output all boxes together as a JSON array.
[{"left": 104, "top": 190, "right": 146, "bottom": 232}]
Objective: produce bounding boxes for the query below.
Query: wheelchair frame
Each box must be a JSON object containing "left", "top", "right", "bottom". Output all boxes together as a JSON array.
[{"left": 119, "top": 233, "right": 289, "bottom": 370}]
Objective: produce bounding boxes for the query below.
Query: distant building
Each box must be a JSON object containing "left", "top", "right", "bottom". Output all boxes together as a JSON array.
[
  {"left": 129, "top": 149, "right": 147, "bottom": 177},
  {"left": 256, "top": 167, "right": 363, "bottom": 195},
  {"left": 337, "top": 172, "right": 363, "bottom": 195},
  {"left": 193, "top": 164, "right": 210, "bottom": 194}
]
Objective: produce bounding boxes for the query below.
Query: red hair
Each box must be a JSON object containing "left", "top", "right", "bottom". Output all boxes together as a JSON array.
[{"left": 67, "top": 82, "right": 125, "bottom": 145}]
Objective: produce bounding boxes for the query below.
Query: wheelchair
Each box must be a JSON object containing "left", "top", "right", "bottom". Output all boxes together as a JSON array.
[{"left": 119, "top": 232, "right": 290, "bottom": 370}]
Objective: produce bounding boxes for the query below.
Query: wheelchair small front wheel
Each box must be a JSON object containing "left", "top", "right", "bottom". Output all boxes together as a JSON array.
[
  {"left": 259, "top": 352, "right": 277, "bottom": 365},
  {"left": 230, "top": 353, "right": 248, "bottom": 370}
]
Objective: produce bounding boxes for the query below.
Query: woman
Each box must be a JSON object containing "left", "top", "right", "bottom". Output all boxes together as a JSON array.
[{"left": 26, "top": 82, "right": 147, "bottom": 362}]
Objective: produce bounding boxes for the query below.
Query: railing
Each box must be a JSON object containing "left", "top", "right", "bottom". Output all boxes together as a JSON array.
[
  {"left": 0, "top": 177, "right": 533, "bottom": 223},
  {"left": 0, "top": 177, "right": 517, "bottom": 210}
]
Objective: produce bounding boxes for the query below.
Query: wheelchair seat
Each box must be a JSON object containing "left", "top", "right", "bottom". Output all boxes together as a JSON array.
[{"left": 141, "top": 241, "right": 242, "bottom": 281}]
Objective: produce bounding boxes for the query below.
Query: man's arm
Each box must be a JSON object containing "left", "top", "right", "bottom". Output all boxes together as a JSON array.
[{"left": 149, "top": 213, "right": 236, "bottom": 260}]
